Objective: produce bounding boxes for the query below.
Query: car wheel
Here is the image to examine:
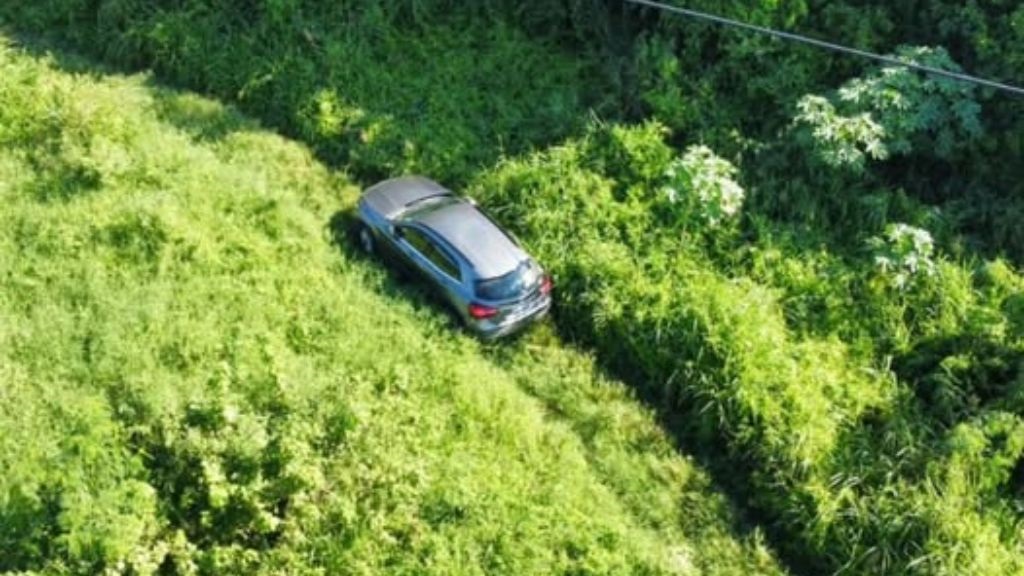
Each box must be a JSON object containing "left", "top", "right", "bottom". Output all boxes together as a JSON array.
[{"left": 357, "top": 224, "right": 375, "bottom": 255}]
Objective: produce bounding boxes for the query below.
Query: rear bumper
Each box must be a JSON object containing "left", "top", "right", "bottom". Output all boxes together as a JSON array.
[{"left": 472, "top": 297, "right": 551, "bottom": 341}]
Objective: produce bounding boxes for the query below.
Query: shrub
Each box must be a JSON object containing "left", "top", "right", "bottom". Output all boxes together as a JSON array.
[
  {"left": 870, "top": 223, "right": 937, "bottom": 291},
  {"left": 795, "top": 46, "right": 983, "bottom": 171},
  {"left": 794, "top": 95, "right": 888, "bottom": 172},
  {"left": 661, "top": 145, "right": 745, "bottom": 230}
]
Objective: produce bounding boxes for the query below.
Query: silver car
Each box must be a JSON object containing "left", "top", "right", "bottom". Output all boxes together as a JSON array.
[{"left": 355, "top": 176, "right": 552, "bottom": 339}]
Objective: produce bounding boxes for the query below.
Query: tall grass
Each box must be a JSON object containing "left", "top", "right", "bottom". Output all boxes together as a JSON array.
[
  {"left": 0, "top": 1, "right": 610, "bottom": 185},
  {"left": 0, "top": 42, "right": 782, "bottom": 575},
  {"left": 2, "top": 1, "right": 1023, "bottom": 574},
  {"left": 469, "top": 124, "right": 1024, "bottom": 574}
]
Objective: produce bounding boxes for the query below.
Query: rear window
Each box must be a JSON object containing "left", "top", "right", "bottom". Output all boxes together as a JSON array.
[{"left": 475, "top": 260, "right": 541, "bottom": 301}]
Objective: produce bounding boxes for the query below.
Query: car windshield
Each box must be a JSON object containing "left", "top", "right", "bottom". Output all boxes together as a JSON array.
[{"left": 475, "top": 259, "right": 540, "bottom": 301}]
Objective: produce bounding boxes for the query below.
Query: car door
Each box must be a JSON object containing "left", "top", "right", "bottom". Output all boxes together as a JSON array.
[{"left": 394, "top": 225, "right": 465, "bottom": 307}]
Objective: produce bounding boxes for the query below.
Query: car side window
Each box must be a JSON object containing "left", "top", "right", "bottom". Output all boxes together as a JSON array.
[{"left": 401, "top": 227, "right": 461, "bottom": 281}]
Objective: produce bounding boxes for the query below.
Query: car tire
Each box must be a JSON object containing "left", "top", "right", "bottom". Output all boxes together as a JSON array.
[{"left": 356, "top": 223, "right": 375, "bottom": 255}]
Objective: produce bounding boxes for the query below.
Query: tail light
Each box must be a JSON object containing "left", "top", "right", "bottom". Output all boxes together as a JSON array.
[
  {"left": 540, "top": 275, "right": 553, "bottom": 295},
  {"left": 468, "top": 303, "right": 498, "bottom": 319}
]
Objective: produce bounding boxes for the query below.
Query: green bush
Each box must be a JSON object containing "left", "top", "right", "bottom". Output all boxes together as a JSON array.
[{"left": 795, "top": 47, "right": 982, "bottom": 171}]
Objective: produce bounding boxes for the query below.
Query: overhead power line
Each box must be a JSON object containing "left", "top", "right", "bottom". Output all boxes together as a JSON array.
[{"left": 624, "top": 0, "right": 1024, "bottom": 97}]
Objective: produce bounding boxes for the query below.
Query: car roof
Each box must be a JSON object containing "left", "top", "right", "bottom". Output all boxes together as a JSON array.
[
  {"left": 408, "top": 200, "right": 525, "bottom": 280},
  {"left": 361, "top": 176, "right": 452, "bottom": 218}
]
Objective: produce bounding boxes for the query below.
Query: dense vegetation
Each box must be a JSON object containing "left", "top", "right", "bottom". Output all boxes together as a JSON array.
[
  {"left": 2, "top": 0, "right": 1023, "bottom": 574},
  {"left": 472, "top": 124, "right": 1024, "bottom": 574},
  {"left": 0, "top": 42, "right": 781, "bottom": 574}
]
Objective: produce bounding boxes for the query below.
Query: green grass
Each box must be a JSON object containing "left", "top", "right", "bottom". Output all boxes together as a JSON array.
[
  {"left": 2, "top": 2, "right": 1024, "bottom": 575},
  {"left": 0, "top": 41, "right": 782, "bottom": 575},
  {"left": 0, "top": 3, "right": 604, "bottom": 185}
]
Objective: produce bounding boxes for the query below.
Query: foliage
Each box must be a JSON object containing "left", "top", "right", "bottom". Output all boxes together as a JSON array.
[
  {"left": 795, "top": 46, "right": 983, "bottom": 171},
  {"left": 870, "top": 223, "right": 937, "bottom": 291},
  {"left": 1, "top": 1, "right": 1024, "bottom": 575},
  {"left": 794, "top": 95, "right": 887, "bottom": 172},
  {"left": 0, "top": 44, "right": 781, "bottom": 575},
  {"left": 0, "top": 1, "right": 610, "bottom": 186},
  {"left": 662, "top": 145, "right": 745, "bottom": 229},
  {"left": 469, "top": 122, "right": 1024, "bottom": 575},
  {"left": 627, "top": 1, "right": 1022, "bottom": 258},
  {"left": 836, "top": 47, "right": 982, "bottom": 157}
]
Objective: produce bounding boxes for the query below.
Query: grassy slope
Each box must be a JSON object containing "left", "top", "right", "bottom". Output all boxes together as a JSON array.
[
  {"left": 7, "top": 3, "right": 1020, "bottom": 574},
  {"left": 0, "top": 42, "right": 781, "bottom": 575}
]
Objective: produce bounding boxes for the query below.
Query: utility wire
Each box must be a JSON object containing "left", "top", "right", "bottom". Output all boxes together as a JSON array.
[{"left": 624, "top": 0, "right": 1024, "bottom": 97}]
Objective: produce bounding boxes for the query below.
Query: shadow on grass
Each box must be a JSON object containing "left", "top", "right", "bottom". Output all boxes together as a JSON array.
[
  {"left": 0, "top": 486, "right": 61, "bottom": 573},
  {"left": 483, "top": 315, "right": 790, "bottom": 550},
  {"left": 0, "top": 9, "right": 611, "bottom": 186},
  {"left": 150, "top": 87, "right": 258, "bottom": 143}
]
